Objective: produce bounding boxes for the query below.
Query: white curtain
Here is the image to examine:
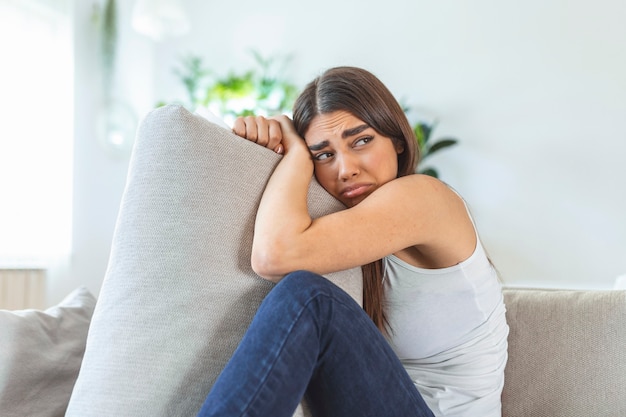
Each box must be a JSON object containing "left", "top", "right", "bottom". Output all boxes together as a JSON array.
[
  {"left": 0, "top": 269, "right": 46, "bottom": 309},
  {"left": 0, "top": 0, "right": 73, "bottom": 268}
]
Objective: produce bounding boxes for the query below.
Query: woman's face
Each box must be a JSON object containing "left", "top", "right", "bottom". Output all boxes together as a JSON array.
[{"left": 304, "top": 110, "right": 402, "bottom": 207}]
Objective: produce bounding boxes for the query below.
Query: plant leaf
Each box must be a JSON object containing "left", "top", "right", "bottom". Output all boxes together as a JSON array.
[
  {"left": 427, "top": 138, "right": 458, "bottom": 155},
  {"left": 419, "top": 123, "right": 433, "bottom": 144},
  {"left": 413, "top": 124, "right": 426, "bottom": 148},
  {"left": 419, "top": 167, "right": 439, "bottom": 178}
]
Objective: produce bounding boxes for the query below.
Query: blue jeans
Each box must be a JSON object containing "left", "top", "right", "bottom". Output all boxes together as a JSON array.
[{"left": 197, "top": 270, "right": 434, "bottom": 417}]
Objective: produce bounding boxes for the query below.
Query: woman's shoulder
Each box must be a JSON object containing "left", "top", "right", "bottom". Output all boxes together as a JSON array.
[
  {"left": 362, "top": 175, "right": 467, "bottom": 222},
  {"left": 382, "top": 175, "right": 476, "bottom": 267},
  {"left": 386, "top": 174, "right": 464, "bottom": 206}
]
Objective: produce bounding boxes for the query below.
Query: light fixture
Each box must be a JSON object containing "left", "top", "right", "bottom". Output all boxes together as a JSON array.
[{"left": 131, "top": 0, "right": 191, "bottom": 41}]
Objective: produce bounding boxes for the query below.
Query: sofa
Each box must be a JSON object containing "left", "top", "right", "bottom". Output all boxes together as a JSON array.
[{"left": 1, "top": 105, "right": 625, "bottom": 417}]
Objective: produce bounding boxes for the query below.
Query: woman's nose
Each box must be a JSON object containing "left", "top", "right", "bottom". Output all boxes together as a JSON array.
[{"left": 337, "top": 153, "right": 360, "bottom": 181}]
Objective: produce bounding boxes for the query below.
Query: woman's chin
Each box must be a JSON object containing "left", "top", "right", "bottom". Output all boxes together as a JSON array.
[{"left": 342, "top": 195, "right": 367, "bottom": 208}]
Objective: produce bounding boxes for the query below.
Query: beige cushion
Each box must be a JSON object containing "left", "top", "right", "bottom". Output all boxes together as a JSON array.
[
  {"left": 0, "top": 287, "right": 96, "bottom": 417},
  {"left": 66, "top": 104, "right": 362, "bottom": 417},
  {"left": 502, "top": 289, "right": 626, "bottom": 417}
]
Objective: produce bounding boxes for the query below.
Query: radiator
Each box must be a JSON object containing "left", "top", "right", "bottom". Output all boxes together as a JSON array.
[{"left": 0, "top": 269, "right": 46, "bottom": 310}]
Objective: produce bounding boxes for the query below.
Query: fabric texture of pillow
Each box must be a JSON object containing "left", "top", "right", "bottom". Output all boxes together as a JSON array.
[
  {"left": 66, "top": 104, "right": 362, "bottom": 417},
  {"left": 502, "top": 289, "right": 626, "bottom": 417},
  {"left": 0, "top": 286, "right": 96, "bottom": 417}
]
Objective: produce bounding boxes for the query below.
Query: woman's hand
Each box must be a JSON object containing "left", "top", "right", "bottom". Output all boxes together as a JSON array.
[
  {"left": 232, "top": 115, "right": 285, "bottom": 154},
  {"left": 232, "top": 115, "right": 308, "bottom": 156}
]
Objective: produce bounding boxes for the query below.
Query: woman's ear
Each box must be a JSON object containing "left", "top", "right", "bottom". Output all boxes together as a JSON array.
[{"left": 395, "top": 140, "right": 405, "bottom": 154}]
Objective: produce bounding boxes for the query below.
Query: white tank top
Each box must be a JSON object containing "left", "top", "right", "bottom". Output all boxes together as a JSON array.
[{"left": 383, "top": 233, "right": 509, "bottom": 417}]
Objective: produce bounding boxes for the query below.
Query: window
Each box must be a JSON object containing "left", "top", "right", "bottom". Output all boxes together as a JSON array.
[{"left": 0, "top": 0, "right": 73, "bottom": 267}]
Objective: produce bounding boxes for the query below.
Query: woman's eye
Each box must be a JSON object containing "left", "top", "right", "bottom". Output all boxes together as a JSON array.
[
  {"left": 355, "top": 136, "right": 373, "bottom": 147},
  {"left": 314, "top": 152, "right": 333, "bottom": 161}
]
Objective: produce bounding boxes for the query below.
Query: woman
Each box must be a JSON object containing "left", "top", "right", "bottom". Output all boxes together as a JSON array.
[{"left": 197, "top": 67, "right": 508, "bottom": 417}]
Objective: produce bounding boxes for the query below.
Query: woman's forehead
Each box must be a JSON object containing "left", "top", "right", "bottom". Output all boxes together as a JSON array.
[{"left": 305, "top": 111, "right": 368, "bottom": 142}]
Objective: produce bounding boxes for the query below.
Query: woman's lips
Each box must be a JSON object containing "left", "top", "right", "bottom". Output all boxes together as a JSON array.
[{"left": 340, "top": 183, "right": 372, "bottom": 199}]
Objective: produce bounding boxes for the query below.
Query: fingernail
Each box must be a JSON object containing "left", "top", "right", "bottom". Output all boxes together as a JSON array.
[{"left": 275, "top": 144, "right": 284, "bottom": 154}]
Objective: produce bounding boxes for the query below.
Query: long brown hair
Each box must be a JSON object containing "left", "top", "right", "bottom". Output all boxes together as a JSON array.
[{"left": 292, "top": 66, "right": 419, "bottom": 331}]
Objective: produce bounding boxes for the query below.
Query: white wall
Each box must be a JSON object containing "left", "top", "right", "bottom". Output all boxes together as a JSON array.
[{"left": 56, "top": 0, "right": 625, "bottom": 303}]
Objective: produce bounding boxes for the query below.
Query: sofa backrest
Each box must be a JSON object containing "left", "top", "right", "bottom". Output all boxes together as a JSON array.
[{"left": 502, "top": 288, "right": 626, "bottom": 417}]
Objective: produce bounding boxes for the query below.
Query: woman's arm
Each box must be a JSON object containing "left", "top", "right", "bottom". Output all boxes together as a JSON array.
[
  {"left": 248, "top": 116, "right": 318, "bottom": 280},
  {"left": 254, "top": 173, "right": 473, "bottom": 281}
]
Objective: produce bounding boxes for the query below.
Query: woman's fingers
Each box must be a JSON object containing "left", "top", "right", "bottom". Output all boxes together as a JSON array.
[
  {"left": 233, "top": 116, "right": 284, "bottom": 154},
  {"left": 270, "top": 115, "right": 304, "bottom": 153},
  {"left": 254, "top": 116, "right": 271, "bottom": 146},
  {"left": 271, "top": 115, "right": 298, "bottom": 137},
  {"left": 266, "top": 119, "right": 283, "bottom": 152},
  {"left": 232, "top": 117, "right": 250, "bottom": 139},
  {"left": 243, "top": 116, "right": 260, "bottom": 143}
]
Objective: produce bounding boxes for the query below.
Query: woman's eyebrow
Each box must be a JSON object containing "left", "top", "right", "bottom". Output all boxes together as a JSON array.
[
  {"left": 308, "top": 140, "right": 330, "bottom": 152},
  {"left": 342, "top": 124, "right": 369, "bottom": 138}
]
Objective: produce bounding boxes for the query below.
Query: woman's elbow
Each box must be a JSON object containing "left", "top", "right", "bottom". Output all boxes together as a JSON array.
[{"left": 251, "top": 248, "right": 285, "bottom": 283}]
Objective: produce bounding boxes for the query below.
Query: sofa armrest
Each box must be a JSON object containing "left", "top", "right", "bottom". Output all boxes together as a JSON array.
[{"left": 502, "top": 289, "right": 626, "bottom": 417}]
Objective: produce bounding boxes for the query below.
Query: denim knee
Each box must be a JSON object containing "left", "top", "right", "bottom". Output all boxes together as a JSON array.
[
  {"left": 266, "top": 270, "right": 355, "bottom": 309},
  {"left": 265, "top": 270, "right": 361, "bottom": 309}
]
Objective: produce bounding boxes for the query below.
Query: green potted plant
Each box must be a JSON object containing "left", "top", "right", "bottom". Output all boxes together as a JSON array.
[
  {"left": 158, "top": 50, "right": 298, "bottom": 125},
  {"left": 413, "top": 121, "right": 458, "bottom": 178}
]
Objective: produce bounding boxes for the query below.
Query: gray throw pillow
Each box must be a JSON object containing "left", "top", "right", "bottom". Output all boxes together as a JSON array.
[
  {"left": 65, "top": 105, "right": 362, "bottom": 417},
  {"left": 0, "top": 286, "right": 96, "bottom": 417}
]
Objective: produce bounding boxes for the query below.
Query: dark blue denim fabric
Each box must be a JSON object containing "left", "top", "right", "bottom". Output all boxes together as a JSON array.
[{"left": 197, "top": 270, "right": 434, "bottom": 417}]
